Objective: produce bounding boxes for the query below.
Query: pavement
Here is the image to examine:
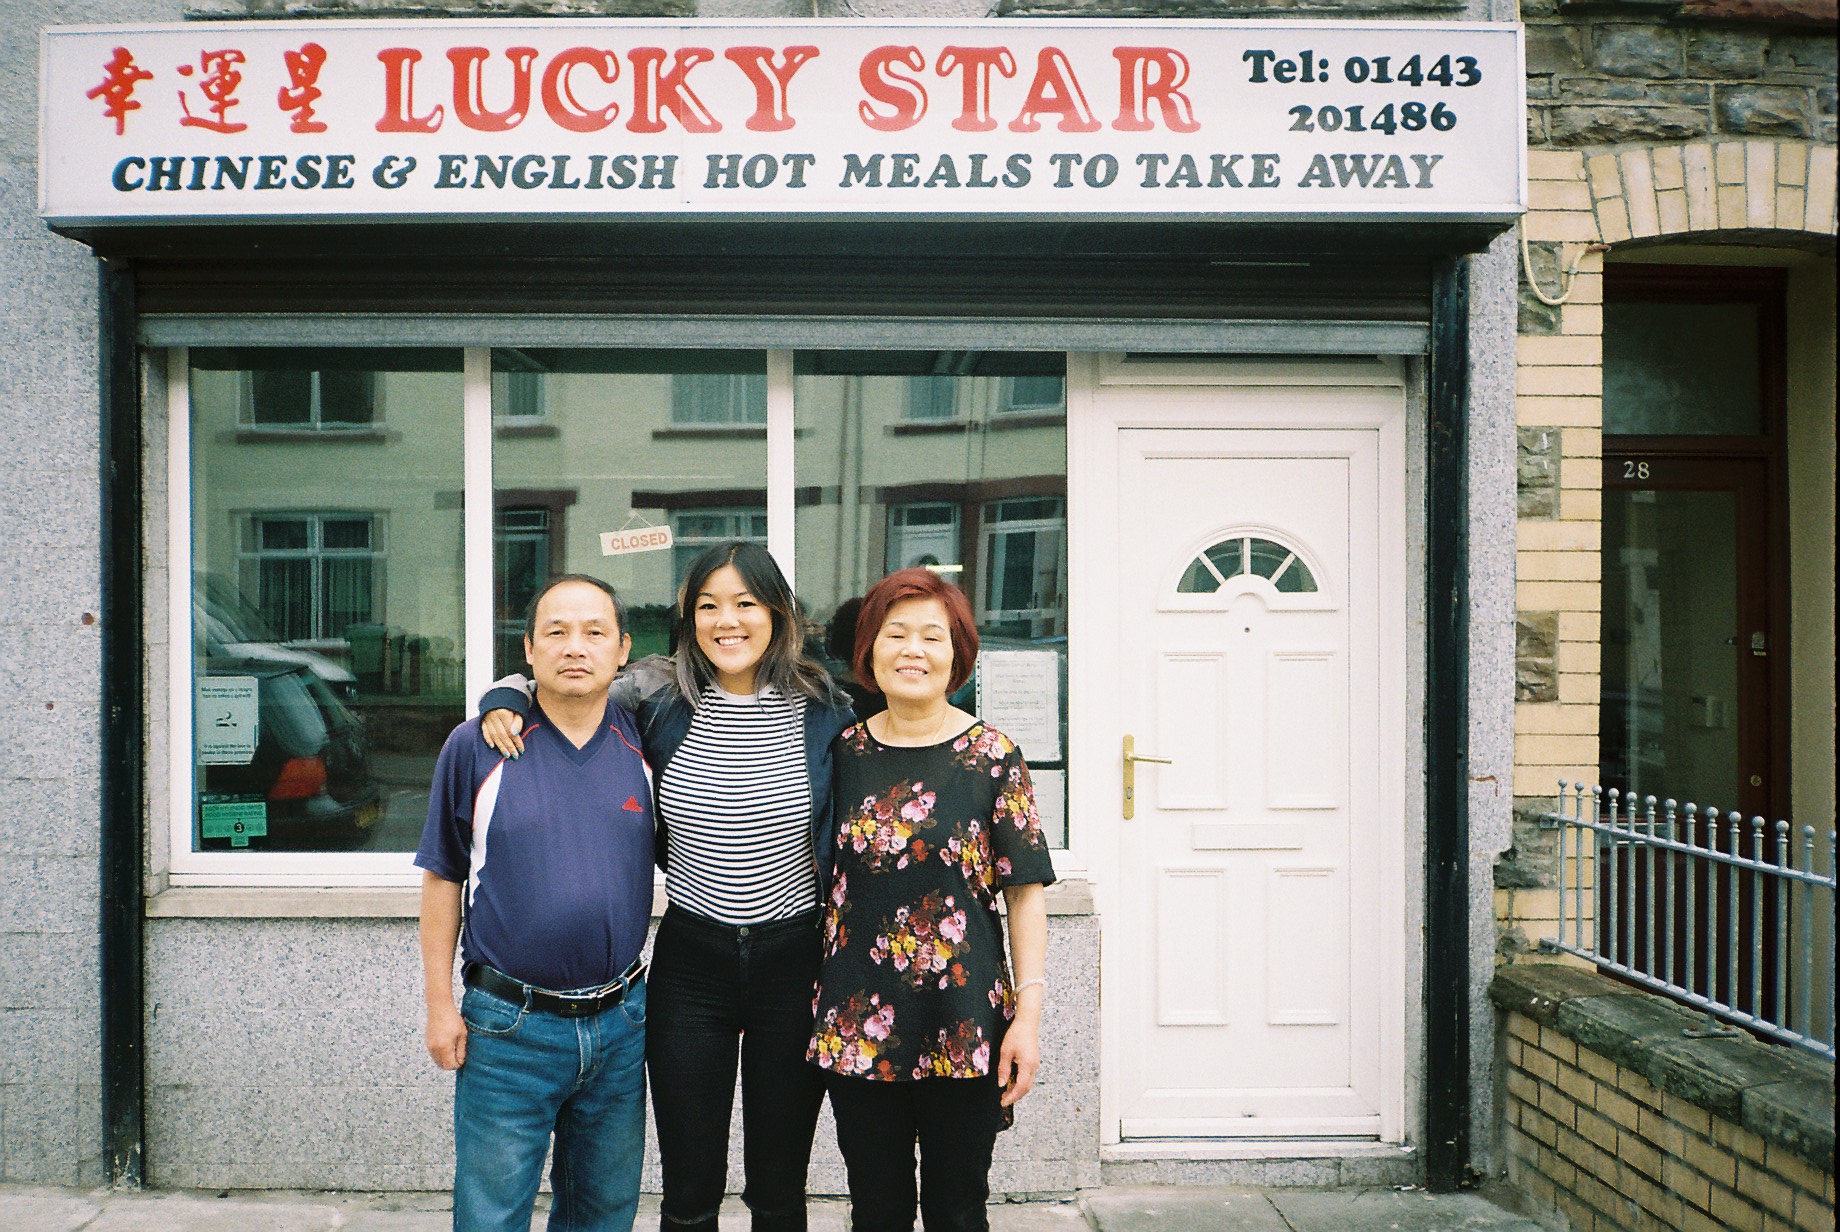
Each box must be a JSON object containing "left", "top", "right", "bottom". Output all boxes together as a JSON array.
[{"left": 0, "top": 1185, "right": 1551, "bottom": 1232}]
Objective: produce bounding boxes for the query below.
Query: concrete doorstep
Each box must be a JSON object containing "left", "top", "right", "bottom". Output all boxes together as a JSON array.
[{"left": 0, "top": 1184, "right": 1548, "bottom": 1232}]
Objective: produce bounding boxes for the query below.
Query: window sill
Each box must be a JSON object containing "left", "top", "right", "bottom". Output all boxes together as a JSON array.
[
  {"left": 988, "top": 412, "right": 1067, "bottom": 431},
  {"left": 494, "top": 421, "right": 559, "bottom": 439},
  {"left": 887, "top": 420, "right": 974, "bottom": 436},
  {"left": 651, "top": 426, "right": 767, "bottom": 440},
  {"left": 144, "top": 880, "right": 1093, "bottom": 919},
  {"left": 233, "top": 429, "right": 389, "bottom": 444}
]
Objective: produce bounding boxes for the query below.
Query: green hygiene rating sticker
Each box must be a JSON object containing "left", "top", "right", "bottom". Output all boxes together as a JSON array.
[{"left": 201, "top": 799, "right": 268, "bottom": 848}]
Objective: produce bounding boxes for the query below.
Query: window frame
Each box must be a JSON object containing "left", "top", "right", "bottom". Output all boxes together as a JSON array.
[
  {"left": 159, "top": 321, "right": 1435, "bottom": 885},
  {"left": 239, "top": 367, "right": 380, "bottom": 433}
]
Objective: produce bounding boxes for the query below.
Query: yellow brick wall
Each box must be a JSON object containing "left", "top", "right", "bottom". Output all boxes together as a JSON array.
[
  {"left": 1505, "top": 137, "right": 1838, "bottom": 957},
  {"left": 1501, "top": 1010, "right": 1837, "bottom": 1232}
]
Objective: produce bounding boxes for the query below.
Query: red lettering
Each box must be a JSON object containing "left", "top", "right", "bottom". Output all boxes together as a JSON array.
[
  {"left": 627, "top": 47, "right": 720, "bottom": 134},
  {"left": 177, "top": 50, "right": 249, "bottom": 134},
  {"left": 278, "top": 43, "right": 329, "bottom": 134},
  {"left": 857, "top": 46, "right": 927, "bottom": 132},
  {"left": 724, "top": 46, "right": 819, "bottom": 132},
  {"left": 375, "top": 48, "right": 442, "bottom": 133},
  {"left": 448, "top": 46, "right": 537, "bottom": 132},
  {"left": 1008, "top": 47, "right": 1099, "bottom": 134},
  {"left": 541, "top": 48, "right": 620, "bottom": 133},
  {"left": 87, "top": 47, "right": 154, "bottom": 136},
  {"left": 1112, "top": 47, "right": 1199, "bottom": 133},
  {"left": 936, "top": 46, "right": 1015, "bottom": 133}
]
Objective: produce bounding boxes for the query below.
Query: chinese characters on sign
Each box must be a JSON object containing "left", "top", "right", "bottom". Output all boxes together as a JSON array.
[{"left": 41, "top": 20, "right": 1525, "bottom": 221}]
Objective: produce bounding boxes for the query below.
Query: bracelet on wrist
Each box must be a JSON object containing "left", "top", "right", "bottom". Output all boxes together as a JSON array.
[{"left": 1013, "top": 976, "right": 1047, "bottom": 997}]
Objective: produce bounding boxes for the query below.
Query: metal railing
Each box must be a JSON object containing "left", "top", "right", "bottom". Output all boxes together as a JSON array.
[{"left": 1541, "top": 782, "right": 1837, "bottom": 1061}]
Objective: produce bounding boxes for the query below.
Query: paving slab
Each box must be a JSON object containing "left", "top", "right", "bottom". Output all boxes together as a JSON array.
[
  {"left": 1083, "top": 1187, "right": 1290, "bottom": 1232},
  {"left": 1268, "top": 1188, "right": 1549, "bottom": 1232},
  {"left": 0, "top": 1186, "right": 102, "bottom": 1232}
]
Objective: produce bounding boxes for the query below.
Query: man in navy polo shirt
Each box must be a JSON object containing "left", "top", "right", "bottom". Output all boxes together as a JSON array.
[{"left": 417, "top": 574, "right": 654, "bottom": 1232}]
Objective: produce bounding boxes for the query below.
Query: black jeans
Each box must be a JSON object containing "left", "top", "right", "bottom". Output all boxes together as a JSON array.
[
  {"left": 825, "top": 1071, "right": 1003, "bottom": 1232},
  {"left": 647, "top": 904, "right": 826, "bottom": 1232}
]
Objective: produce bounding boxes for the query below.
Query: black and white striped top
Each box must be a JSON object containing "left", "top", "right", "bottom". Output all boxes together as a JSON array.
[{"left": 657, "top": 685, "right": 816, "bottom": 925}]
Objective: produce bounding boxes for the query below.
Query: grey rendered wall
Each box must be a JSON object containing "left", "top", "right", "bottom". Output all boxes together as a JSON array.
[
  {"left": 142, "top": 910, "right": 1099, "bottom": 1194},
  {"left": 0, "top": 0, "right": 182, "bottom": 1187}
]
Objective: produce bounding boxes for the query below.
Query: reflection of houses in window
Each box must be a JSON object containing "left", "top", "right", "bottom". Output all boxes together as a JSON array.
[
  {"left": 998, "top": 375, "right": 1065, "bottom": 415},
  {"left": 672, "top": 373, "right": 768, "bottom": 426},
  {"left": 904, "top": 376, "right": 960, "bottom": 422},
  {"left": 671, "top": 508, "right": 769, "bottom": 584},
  {"left": 981, "top": 497, "right": 1067, "bottom": 638},
  {"left": 243, "top": 370, "right": 377, "bottom": 431},
  {"left": 493, "top": 370, "right": 546, "bottom": 423},
  {"left": 887, "top": 502, "right": 961, "bottom": 572},
  {"left": 492, "top": 492, "right": 577, "bottom": 677},
  {"left": 240, "top": 513, "right": 380, "bottom": 644}
]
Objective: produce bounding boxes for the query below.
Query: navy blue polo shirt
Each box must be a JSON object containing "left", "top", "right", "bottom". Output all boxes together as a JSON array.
[{"left": 415, "top": 702, "right": 653, "bottom": 991}]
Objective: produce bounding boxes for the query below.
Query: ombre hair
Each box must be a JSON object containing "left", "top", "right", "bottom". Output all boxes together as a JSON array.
[
  {"left": 852, "top": 568, "right": 980, "bottom": 696},
  {"left": 672, "top": 541, "right": 839, "bottom": 706}
]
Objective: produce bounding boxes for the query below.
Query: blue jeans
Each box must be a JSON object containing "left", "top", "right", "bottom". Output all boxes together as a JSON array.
[{"left": 452, "top": 977, "right": 648, "bottom": 1232}]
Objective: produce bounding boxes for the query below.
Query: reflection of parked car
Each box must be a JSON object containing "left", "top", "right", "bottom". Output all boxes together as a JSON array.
[{"left": 198, "top": 577, "right": 382, "bottom": 851}]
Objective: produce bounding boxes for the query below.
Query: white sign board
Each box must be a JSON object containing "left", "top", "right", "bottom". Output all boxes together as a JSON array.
[
  {"left": 601, "top": 525, "right": 675, "bottom": 556},
  {"left": 41, "top": 19, "right": 1524, "bottom": 224},
  {"left": 976, "top": 649, "right": 1062, "bottom": 763},
  {"left": 196, "top": 675, "right": 259, "bottom": 765}
]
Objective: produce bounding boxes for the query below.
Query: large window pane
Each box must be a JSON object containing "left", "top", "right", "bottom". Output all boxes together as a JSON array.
[
  {"left": 190, "top": 348, "right": 464, "bottom": 853},
  {"left": 793, "top": 351, "right": 1069, "bottom": 847},
  {"left": 491, "top": 350, "right": 768, "bottom": 675}
]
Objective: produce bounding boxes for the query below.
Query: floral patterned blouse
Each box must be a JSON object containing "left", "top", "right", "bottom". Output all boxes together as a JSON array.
[{"left": 807, "top": 720, "right": 1056, "bottom": 1083}]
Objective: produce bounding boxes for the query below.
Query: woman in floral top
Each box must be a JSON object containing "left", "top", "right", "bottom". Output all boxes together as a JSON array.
[{"left": 808, "top": 568, "right": 1054, "bottom": 1231}]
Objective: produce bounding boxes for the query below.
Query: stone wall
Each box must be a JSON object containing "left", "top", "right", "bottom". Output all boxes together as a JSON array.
[
  {"left": 1526, "top": 1, "right": 1836, "bottom": 149},
  {"left": 1493, "top": 964, "right": 1836, "bottom": 1232}
]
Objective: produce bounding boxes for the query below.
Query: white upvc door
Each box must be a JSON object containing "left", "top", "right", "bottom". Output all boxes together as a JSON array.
[{"left": 1069, "top": 354, "right": 1408, "bottom": 1144}]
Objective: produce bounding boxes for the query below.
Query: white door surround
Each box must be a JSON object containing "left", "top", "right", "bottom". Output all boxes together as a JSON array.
[{"left": 1068, "top": 353, "right": 1410, "bottom": 1150}]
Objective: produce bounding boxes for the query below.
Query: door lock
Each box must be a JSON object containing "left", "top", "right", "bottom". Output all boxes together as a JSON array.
[
  {"left": 1749, "top": 632, "right": 1768, "bottom": 657},
  {"left": 1122, "top": 734, "right": 1173, "bottom": 820}
]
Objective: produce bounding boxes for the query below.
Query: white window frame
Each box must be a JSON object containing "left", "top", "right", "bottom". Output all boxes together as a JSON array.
[
  {"left": 238, "top": 510, "right": 383, "bottom": 649},
  {"left": 163, "top": 342, "right": 1090, "bottom": 886}
]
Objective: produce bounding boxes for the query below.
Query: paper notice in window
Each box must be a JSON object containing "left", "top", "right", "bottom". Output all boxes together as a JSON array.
[
  {"left": 976, "top": 650, "right": 1061, "bottom": 763},
  {"left": 197, "top": 676, "right": 259, "bottom": 765}
]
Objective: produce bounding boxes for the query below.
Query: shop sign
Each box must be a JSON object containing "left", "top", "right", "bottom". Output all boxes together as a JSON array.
[
  {"left": 41, "top": 19, "right": 1524, "bottom": 224},
  {"left": 600, "top": 525, "right": 674, "bottom": 556}
]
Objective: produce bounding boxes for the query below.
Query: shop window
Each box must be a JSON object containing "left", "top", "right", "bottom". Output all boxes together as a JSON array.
[
  {"left": 185, "top": 348, "right": 464, "bottom": 861},
  {"left": 794, "top": 352, "right": 1068, "bottom": 848}
]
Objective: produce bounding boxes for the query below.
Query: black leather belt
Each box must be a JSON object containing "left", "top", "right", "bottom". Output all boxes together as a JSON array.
[{"left": 465, "top": 958, "right": 645, "bottom": 1019}]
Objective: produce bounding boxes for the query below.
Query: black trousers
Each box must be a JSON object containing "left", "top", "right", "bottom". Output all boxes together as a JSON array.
[
  {"left": 646, "top": 904, "right": 826, "bottom": 1232},
  {"left": 825, "top": 1070, "right": 1004, "bottom": 1232}
]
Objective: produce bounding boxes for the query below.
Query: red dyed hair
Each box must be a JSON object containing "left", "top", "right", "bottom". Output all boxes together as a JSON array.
[{"left": 852, "top": 568, "right": 980, "bottom": 696}]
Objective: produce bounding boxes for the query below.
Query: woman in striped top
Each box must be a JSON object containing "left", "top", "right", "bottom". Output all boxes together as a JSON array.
[{"left": 479, "top": 542, "right": 856, "bottom": 1232}]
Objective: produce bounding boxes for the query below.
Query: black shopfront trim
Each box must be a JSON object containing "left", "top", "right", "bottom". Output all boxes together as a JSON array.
[{"left": 94, "top": 214, "right": 1493, "bottom": 1188}]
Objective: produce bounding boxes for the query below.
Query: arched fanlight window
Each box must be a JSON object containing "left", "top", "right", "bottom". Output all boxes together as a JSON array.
[{"left": 1177, "top": 535, "right": 1319, "bottom": 595}]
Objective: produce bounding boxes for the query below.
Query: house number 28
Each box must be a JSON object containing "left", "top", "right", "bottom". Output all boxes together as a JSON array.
[{"left": 1621, "top": 460, "right": 1651, "bottom": 480}]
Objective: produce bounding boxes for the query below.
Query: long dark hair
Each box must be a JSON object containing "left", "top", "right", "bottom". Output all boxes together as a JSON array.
[{"left": 672, "top": 541, "right": 839, "bottom": 706}]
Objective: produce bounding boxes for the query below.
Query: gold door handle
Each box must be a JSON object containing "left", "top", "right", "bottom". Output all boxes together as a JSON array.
[{"left": 1122, "top": 734, "right": 1173, "bottom": 820}]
